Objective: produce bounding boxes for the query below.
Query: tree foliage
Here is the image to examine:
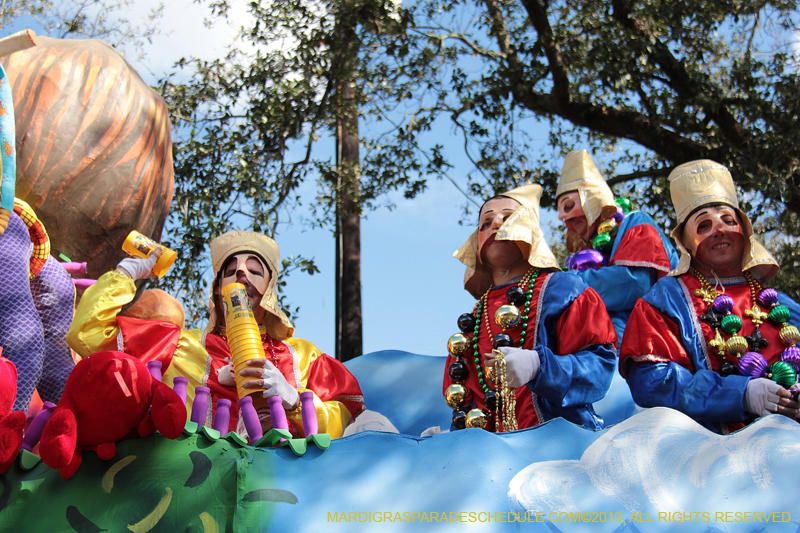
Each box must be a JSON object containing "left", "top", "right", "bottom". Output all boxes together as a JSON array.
[
  {"left": 161, "top": 0, "right": 800, "bottom": 323},
  {"left": 157, "top": 0, "right": 448, "bottom": 328},
  {"left": 0, "top": 0, "right": 164, "bottom": 60},
  {"left": 388, "top": 0, "right": 800, "bottom": 295}
]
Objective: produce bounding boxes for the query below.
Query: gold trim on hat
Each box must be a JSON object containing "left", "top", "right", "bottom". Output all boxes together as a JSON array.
[
  {"left": 667, "top": 160, "right": 779, "bottom": 281},
  {"left": 205, "top": 230, "right": 295, "bottom": 339},
  {"left": 454, "top": 184, "right": 559, "bottom": 299}
]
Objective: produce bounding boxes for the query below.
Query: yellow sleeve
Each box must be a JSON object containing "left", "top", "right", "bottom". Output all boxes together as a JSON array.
[
  {"left": 284, "top": 338, "right": 353, "bottom": 440},
  {"left": 66, "top": 271, "right": 136, "bottom": 357}
]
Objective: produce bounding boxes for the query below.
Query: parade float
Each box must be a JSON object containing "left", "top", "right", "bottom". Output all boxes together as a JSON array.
[{"left": 0, "top": 32, "right": 798, "bottom": 533}]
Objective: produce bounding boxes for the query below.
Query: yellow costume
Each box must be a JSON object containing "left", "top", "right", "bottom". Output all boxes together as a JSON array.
[{"left": 67, "top": 233, "right": 364, "bottom": 438}]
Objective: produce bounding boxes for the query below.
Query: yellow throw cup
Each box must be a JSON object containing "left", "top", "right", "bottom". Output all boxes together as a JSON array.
[
  {"left": 122, "top": 230, "right": 177, "bottom": 278},
  {"left": 221, "top": 282, "right": 266, "bottom": 398}
]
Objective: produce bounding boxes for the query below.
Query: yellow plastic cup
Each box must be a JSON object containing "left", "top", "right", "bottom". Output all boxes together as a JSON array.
[
  {"left": 221, "top": 282, "right": 266, "bottom": 398},
  {"left": 228, "top": 340, "right": 262, "bottom": 354},
  {"left": 227, "top": 326, "right": 263, "bottom": 342},
  {"left": 227, "top": 335, "right": 262, "bottom": 350},
  {"left": 226, "top": 323, "right": 262, "bottom": 338},
  {"left": 121, "top": 230, "right": 177, "bottom": 278}
]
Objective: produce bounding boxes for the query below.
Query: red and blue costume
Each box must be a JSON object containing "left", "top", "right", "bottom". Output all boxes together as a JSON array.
[
  {"left": 619, "top": 272, "right": 800, "bottom": 433},
  {"left": 443, "top": 271, "right": 617, "bottom": 431},
  {"left": 573, "top": 210, "right": 678, "bottom": 340},
  {"left": 571, "top": 210, "right": 678, "bottom": 424}
]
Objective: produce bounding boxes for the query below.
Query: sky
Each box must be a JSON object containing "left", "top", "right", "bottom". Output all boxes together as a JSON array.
[{"left": 13, "top": 0, "right": 564, "bottom": 358}]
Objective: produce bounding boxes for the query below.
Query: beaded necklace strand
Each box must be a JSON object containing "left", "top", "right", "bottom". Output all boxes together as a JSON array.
[
  {"left": 693, "top": 270, "right": 799, "bottom": 386},
  {"left": 443, "top": 268, "right": 540, "bottom": 432}
]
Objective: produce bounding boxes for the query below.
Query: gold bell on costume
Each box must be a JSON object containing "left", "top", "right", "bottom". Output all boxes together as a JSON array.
[
  {"left": 447, "top": 333, "right": 470, "bottom": 356},
  {"left": 495, "top": 304, "right": 521, "bottom": 329},
  {"left": 667, "top": 160, "right": 779, "bottom": 281},
  {"left": 484, "top": 364, "right": 496, "bottom": 384}
]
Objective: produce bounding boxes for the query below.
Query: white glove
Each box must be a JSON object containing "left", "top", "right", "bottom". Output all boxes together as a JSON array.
[
  {"left": 240, "top": 359, "right": 299, "bottom": 410},
  {"left": 485, "top": 346, "right": 540, "bottom": 389},
  {"left": 117, "top": 253, "right": 159, "bottom": 280},
  {"left": 217, "top": 362, "right": 236, "bottom": 388},
  {"left": 744, "top": 378, "right": 783, "bottom": 417}
]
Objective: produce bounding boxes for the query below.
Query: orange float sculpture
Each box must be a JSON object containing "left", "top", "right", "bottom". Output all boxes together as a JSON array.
[{"left": 3, "top": 36, "right": 174, "bottom": 278}]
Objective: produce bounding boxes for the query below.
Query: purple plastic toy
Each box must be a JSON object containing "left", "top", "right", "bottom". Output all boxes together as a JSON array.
[
  {"left": 300, "top": 391, "right": 318, "bottom": 436},
  {"left": 213, "top": 398, "right": 231, "bottom": 434},
  {"left": 59, "top": 262, "right": 88, "bottom": 274},
  {"left": 238, "top": 396, "right": 263, "bottom": 442},
  {"left": 21, "top": 401, "right": 56, "bottom": 452},
  {"left": 172, "top": 376, "right": 188, "bottom": 405},
  {"left": 191, "top": 386, "right": 210, "bottom": 426},
  {"left": 146, "top": 361, "right": 162, "bottom": 382}
]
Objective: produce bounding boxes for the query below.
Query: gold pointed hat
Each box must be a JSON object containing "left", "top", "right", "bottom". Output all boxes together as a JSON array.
[
  {"left": 668, "top": 159, "right": 778, "bottom": 281},
  {"left": 454, "top": 184, "right": 560, "bottom": 298},
  {"left": 205, "top": 230, "right": 295, "bottom": 339},
  {"left": 556, "top": 150, "right": 618, "bottom": 226}
]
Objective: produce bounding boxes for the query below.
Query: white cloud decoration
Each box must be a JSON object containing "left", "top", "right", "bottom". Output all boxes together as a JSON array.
[{"left": 509, "top": 407, "right": 800, "bottom": 532}]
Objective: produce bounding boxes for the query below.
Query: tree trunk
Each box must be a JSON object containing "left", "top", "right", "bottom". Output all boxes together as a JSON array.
[{"left": 334, "top": 62, "right": 363, "bottom": 362}]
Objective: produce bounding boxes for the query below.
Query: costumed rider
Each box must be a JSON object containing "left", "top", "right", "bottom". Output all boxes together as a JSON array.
[
  {"left": 443, "top": 183, "right": 617, "bottom": 432},
  {"left": 68, "top": 230, "right": 364, "bottom": 438},
  {"left": 557, "top": 150, "right": 678, "bottom": 337},
  {"left": 556, "top": 150, "right": 678, "bottom": 424},
  {"left": 619, "top": 160, "right": 800, "bottom": 434}
]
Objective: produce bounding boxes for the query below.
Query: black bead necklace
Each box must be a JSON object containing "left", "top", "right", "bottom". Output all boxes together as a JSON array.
[{"left": 472, "top": 268, "right": 540, "bottom": 395}]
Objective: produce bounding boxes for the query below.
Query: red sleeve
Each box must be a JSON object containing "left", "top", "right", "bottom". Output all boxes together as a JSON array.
[
  {"left": 117, "top": 316, "right": 181, "bottom": 371},
  {"left": 610, "top": 224, "right": 672, "bottom": 276},
  {"left": 556, "top": 287, "right": 617, "bottom": 354},
  {"left": 306, "top": 354, "right": 365, "bottom": 419},
  {"left": 619, "top": 299, "right": 693, "bottom": 378}
]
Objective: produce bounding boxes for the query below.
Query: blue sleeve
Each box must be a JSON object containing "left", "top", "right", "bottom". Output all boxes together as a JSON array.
[
  {"left": 627, "top": 361, "right": 751, "bottom": 423},
  {"left": 530, "top": 342, "right": 617, "bottom": 407},
  {"left": 573, "top": 266, "right": 654, "bottom": 312},
  {"left": 528, "top": 273, "right": 617, "bottom": 408}
]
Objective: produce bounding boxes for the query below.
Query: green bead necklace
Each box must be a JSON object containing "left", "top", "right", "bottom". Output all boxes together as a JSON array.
[{"left": 471, "top": 268, "right": 540, "bottom": 394}]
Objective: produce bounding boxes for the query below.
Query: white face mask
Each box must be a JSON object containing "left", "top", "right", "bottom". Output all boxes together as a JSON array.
[
  {"left": 220, "top": 253, "right": 270, "bottom": 307},
  {"left": 557, "top": 191, "right": 589, "bottom": 240}
]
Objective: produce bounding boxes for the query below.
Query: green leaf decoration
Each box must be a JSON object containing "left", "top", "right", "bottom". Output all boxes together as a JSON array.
[
  {"left": 255, "top": 429, "right": 293, "bottom": 448},
  {"left": 19, "top": 448, "right": 42, "bottom": 470},
  {"left": 307, "top": 433, "right": 331, "bottom": 450},
  {"left": 184, "top": 451, "right": 212, "bottom": 488}
]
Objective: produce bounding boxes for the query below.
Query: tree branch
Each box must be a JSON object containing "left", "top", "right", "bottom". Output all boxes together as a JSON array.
[
  {"left": 610, "top": 0, "right": 750, "bottom": 147},
  {"left": 511, "top": 81, "right": 709, "bottom": 161},
  {"left": 481, "top": 0, "right": 515, "bottom": 64},
  {"left": 518, "top": 0, "right": 571, "bottom": 107},
  {"left": 607, "top": 167, "right": 672, "bottom": 186},
  {"left": 420, "top": 30, "right": 505, "bottom": 60}
]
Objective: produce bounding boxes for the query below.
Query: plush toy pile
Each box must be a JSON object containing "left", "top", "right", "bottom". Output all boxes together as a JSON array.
[{"left": 38, "top": 351, "right": 187, "bottom": 479}]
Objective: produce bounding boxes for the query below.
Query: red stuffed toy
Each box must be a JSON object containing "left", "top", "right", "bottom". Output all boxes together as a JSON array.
[
  {"left": 39, "top": 351, "right": 187, "bottom": 479},
  {"left": 0, "top": 348, "right": 26, "bottom": 473}
]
